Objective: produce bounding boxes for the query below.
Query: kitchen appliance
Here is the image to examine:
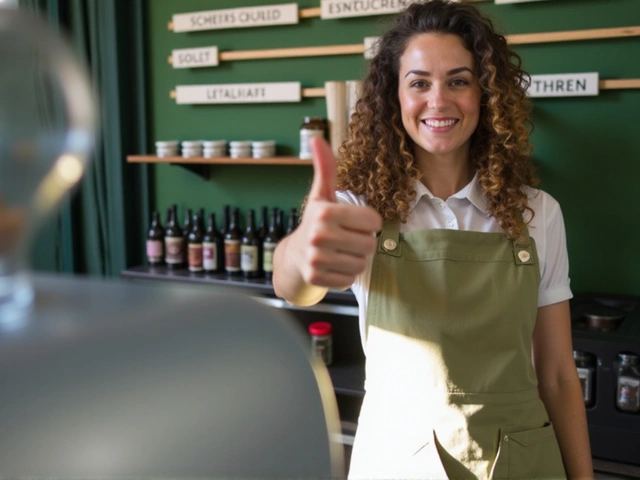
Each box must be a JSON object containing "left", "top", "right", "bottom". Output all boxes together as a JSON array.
[{"left": 571, "top": 293, "right": 640, "bottom": 469}]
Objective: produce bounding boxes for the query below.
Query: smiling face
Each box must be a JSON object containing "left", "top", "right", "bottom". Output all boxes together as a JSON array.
[{"left": 398, "top": 33, "right": 482, "bottom": 166}]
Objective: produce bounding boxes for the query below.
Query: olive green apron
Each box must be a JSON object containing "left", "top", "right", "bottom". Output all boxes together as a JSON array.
[{"left": 348, "top": 223, "right": 566, "bottom": 479}]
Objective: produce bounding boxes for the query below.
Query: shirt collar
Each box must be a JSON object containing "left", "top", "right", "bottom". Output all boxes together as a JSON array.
[{"left": 410, "top": 172, "right": 489, "bottom": 214}]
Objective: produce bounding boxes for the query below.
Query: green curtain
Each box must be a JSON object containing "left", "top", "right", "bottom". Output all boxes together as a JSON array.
[{"left": 20, "top": 0, "right": 150, "bottom": 277}]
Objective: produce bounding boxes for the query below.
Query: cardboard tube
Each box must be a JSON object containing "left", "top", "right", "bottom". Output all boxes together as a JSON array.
[{"left": 324, "top": 81, "right": 347, "bottom": 156}]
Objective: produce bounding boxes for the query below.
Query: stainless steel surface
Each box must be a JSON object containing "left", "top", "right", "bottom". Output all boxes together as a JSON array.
[{"left": 0, "top": 273, "right": 343, "bottom": 478}]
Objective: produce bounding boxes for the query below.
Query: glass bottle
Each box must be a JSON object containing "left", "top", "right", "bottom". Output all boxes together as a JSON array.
[
  {"left": 275, "top": 207, "right": 285, "bottom": 238},
  {"left": 220, "top": 204, "right": 230, "bottom": 238},
  {"left": 309, "top": 321, "right": 333, "bottom": 366},
  {"left": 299, "top": 116, "right": 326, "bottom": 160},
  {"left": 262, "top": 208, "right": 281, "bottom": 281},
  {"left": 146, "top": 210, "right": 164, "bottom": 266},
  {"left": 203, "top": 213, "right": 220, "bottom": 273},
  {"left": 182, "top": 207, "right": 193, "bottom": 244},
  {"left": 188, "top": 211, "right": 204, "bottom": 273},
  {"left": 224, "top": 207, "right": 242, "bottom": 276},
  {"left": 164, "top": 205, "right": 184, "bottom": 268},
  {"left": 286, "top": 207, "right": 298, "bottom": 236},
  {"left": 616, "top": 352, "right": 640, "bottom": 413},
  {"left": 257, "top": 205, "right": 268, "bottom": 241},
  {"left": 241, "top": 209, "right": 260, "bottom": 279},
  {"left": 573, "top": 350, "right": 596, "bottom": 407}
]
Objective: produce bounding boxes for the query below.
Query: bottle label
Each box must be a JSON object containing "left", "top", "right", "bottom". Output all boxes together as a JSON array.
[
  {"left": 146, "top": 240, "right": 163, "bottom": 262},
  {"left": 263, "top": 241, "right": 277, "bottom": 272},
  {"left": 241, "top": 245, "right": 259, "bottom": 272},
  {"left": 576, "top": 367, "right": 592, "bottom": 404},
  {"left": 188, "top": 243, "right": 203, "bottom": 271},
  {"left": 617, "top": 376, "right": 640, "bottom": 412},
  {"left": 300, "top": 128, "right": 324, "bottom": 159},
  {"left": 225, "top": 239, "right": 241, "bottom": 272},
  {"left": 165, "top": 236, "right": 184, "bottom": 265},
  {"left": 203, "top": 241, "right": 217, "bottom": 271}
]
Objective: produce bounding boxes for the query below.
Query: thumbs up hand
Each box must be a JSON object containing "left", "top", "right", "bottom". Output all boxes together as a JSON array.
[{"left": 285, "top": 136, "right": 382, "bottom": 290}]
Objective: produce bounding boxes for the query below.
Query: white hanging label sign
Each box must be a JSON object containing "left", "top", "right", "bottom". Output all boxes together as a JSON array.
[
  {"left": 527, "top": 72, "right": 599, "bottom": 97},
  {"left": 175, "top": 82, "right": 302, "bottom": 104},
  {"left": 172, "top": 46, "right": 219, "bottom": 69},
  {"left": 173, "top": 3, "right": 298, "bottom": 33},
  {"left": 496, "top": 0, "right": 550, "bottom": 4},
  {"left": 321, "top": 0, "right": 418, "bottom": 19}
]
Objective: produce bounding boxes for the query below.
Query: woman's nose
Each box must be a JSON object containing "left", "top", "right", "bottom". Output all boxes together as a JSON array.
[{"left": 428, "top": 84, "right": 451, "bottom": 110}]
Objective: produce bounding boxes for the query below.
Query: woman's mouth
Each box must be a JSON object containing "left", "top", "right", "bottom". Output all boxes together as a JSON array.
[{"left": 423, "top": 118, "right": 458, "bottom": 128}]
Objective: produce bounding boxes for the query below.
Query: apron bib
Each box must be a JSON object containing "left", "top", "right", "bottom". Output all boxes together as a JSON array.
[{"left": 348, "top": 223, "right": 566, "bottom": 479}]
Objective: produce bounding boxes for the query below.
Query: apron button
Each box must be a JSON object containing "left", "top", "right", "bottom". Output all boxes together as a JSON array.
[
  {"left": 517, "top": 250, "right": 531, "bottom": 262},
  {"left": 504, "top": 435, "right": 509, "bottom": 442},
  {"left": 383, "top": 239, "right": 397, "bottom": 251}
]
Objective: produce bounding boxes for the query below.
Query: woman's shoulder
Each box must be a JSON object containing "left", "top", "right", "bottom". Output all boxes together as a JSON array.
[{"left": 523, "top": 186, "right": 564, "bottom": 223}]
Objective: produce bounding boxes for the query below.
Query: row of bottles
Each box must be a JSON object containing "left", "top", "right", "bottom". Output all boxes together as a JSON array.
[
  {"left": 146, "top": 204, "right": 299, "bottom": 279},
  {"left": 574, "top": 350, "right": 640, "bottom": 413}
]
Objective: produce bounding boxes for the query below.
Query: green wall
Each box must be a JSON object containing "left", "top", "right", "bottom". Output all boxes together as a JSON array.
[{"left": 145, "top": 0, "right": 640, "bottom": 296}]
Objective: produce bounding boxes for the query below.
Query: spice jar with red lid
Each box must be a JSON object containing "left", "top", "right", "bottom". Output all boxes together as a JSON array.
[{"left": 309, "top": 321, "right": 333, "bottom": 366}]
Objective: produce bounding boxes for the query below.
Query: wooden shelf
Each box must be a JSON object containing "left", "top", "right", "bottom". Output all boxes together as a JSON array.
[{"left": 127, "top": 155, "right": 312, "bottom": 165}]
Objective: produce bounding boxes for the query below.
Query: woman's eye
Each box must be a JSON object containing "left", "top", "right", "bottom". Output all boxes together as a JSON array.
[
  {"left": 410, "top": 80, "right": 428, "bottom": 88},
  {"left": 450, "top": 78, "right": 470, "bottom": 87}
]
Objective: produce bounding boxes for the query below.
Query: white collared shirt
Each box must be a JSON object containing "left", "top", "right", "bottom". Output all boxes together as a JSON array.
[{"left": 336, "top": 176, "right": 572, "bottom": 343}]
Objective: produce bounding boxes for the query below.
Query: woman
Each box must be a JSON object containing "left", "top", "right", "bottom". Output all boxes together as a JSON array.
[{"left": 273, "top": 1, "right": 593, "bottom": 478}]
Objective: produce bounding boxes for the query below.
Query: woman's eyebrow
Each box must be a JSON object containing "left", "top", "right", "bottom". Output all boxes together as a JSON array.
[{"left": 404, "top": 66, "right": 474, "bottom": 78}]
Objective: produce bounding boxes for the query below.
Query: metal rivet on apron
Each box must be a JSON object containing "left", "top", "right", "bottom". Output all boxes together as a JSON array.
[
  {"left": 383, "top": 239, "right": 397, "bottom": 251},
  {"left": 517, "top": 250, "right": 531, "bottom": 263}
]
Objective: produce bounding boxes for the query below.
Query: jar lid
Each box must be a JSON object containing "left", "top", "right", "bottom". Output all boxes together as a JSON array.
[
  {"left": 303, "top": 116, "right": 325, "bottom": 123},
  {"left": 230, "top": 140, "right": 251, "bottom": 147},
  {"left": 309, "top": 321, "right": 332, "bottom": 336}
]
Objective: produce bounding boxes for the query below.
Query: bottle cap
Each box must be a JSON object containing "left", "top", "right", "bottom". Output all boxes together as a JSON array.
[{"left": 309, "top": 321, "right": 332, "bottom": 336}]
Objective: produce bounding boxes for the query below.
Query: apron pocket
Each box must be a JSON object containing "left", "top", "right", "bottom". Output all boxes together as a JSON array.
[{"left": 492, "top": 423, "right": 566, "bottom": 480}]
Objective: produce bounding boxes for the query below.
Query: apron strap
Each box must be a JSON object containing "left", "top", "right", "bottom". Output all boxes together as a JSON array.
[
  {"left": 513, "top": 223, "right": 535, "bottom": 266},
  {"left": 377, "top": 221, "right": 402, "bottom": 257}
]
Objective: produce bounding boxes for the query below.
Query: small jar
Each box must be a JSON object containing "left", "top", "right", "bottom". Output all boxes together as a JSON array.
[
  {"left": 615, "top": 352, "right": 640, "bottom": 413},
  {"left": 299, "top": 116, "right": 325, "bottom": 160},
  {"left": 573, "top": 350, "right": 596, "bottom": 407},
  {"left": 309, "top": 321, "right": 332, "bottom": 366}
]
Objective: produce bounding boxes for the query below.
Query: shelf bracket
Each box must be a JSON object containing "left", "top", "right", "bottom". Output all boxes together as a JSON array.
[{"left": 170, "top": 162, "right": 211, "bottom": 180}]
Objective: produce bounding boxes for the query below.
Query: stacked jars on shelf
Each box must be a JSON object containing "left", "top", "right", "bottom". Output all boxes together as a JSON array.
[{"left": 146, "top": 203, "right": 299, "bottom": 281}]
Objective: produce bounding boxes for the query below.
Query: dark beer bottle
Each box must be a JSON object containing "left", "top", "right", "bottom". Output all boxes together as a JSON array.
[
  {"left": 241, "top": 209, "right": 261, "bottom": 279},
  {"left": 182, "top": 208, "right": 193, "bottom": 243},
  {"left": 220, "top": 204, "right": 230, "bottom": 238},
  {"left": 257, "top": 205, "right": 268, "bottom": 241},
  {"left": 203, "top": 213, "right": 220, "bottom": 273},
  {"left": 224, "top": 207, "right": 242, "bottom": 276},
  {"left": 262, "top": 208, "right": 281, "bottom": 281},
  {"left": 164, "top": 205, "right": 184, "bottom": 268},
  {"left": 286, "top": 208, "right": 299, "bottom": 236},
  {"left": 188, "top": 211, "right": 204, "bottom": 272},
  {"left": 146, "top": 210, "right": 165, "bottom": 266}
]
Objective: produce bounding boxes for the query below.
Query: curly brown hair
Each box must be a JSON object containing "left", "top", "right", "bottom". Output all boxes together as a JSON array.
[{"left": 336, "top": 0, "right": 538, "bottom": 240}]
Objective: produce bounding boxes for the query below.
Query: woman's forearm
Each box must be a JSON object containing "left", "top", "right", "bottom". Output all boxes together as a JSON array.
[{"left": 539, "top": 376, "right": 594, "bottom": 479}]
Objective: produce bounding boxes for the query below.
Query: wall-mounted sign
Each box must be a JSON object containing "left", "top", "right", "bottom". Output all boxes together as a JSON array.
[
  {"left": 175, "top": 82, "right": 302, "bottom": 105},
  {"left": 321, "top": 0, "right": 418, "bottom": 20},
  {"left": 496, "top": 0, "right": 550, "bottom": 4},
  {"left": 364, "top": 36, "right": 380, "bottom": 59},
  {"left": 172, "top": 3, "right": 298, "bottom": 33},
  {"left": 172, "top": 46, "right": 219, "bottom": 69},
  {"left": 527, "top": 72, "right": 599, "bottom": 97}
]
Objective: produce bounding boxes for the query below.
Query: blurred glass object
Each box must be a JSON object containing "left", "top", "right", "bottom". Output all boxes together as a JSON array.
[{"left": 0, "top": 7, "right": 96, "bottom": 324}]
